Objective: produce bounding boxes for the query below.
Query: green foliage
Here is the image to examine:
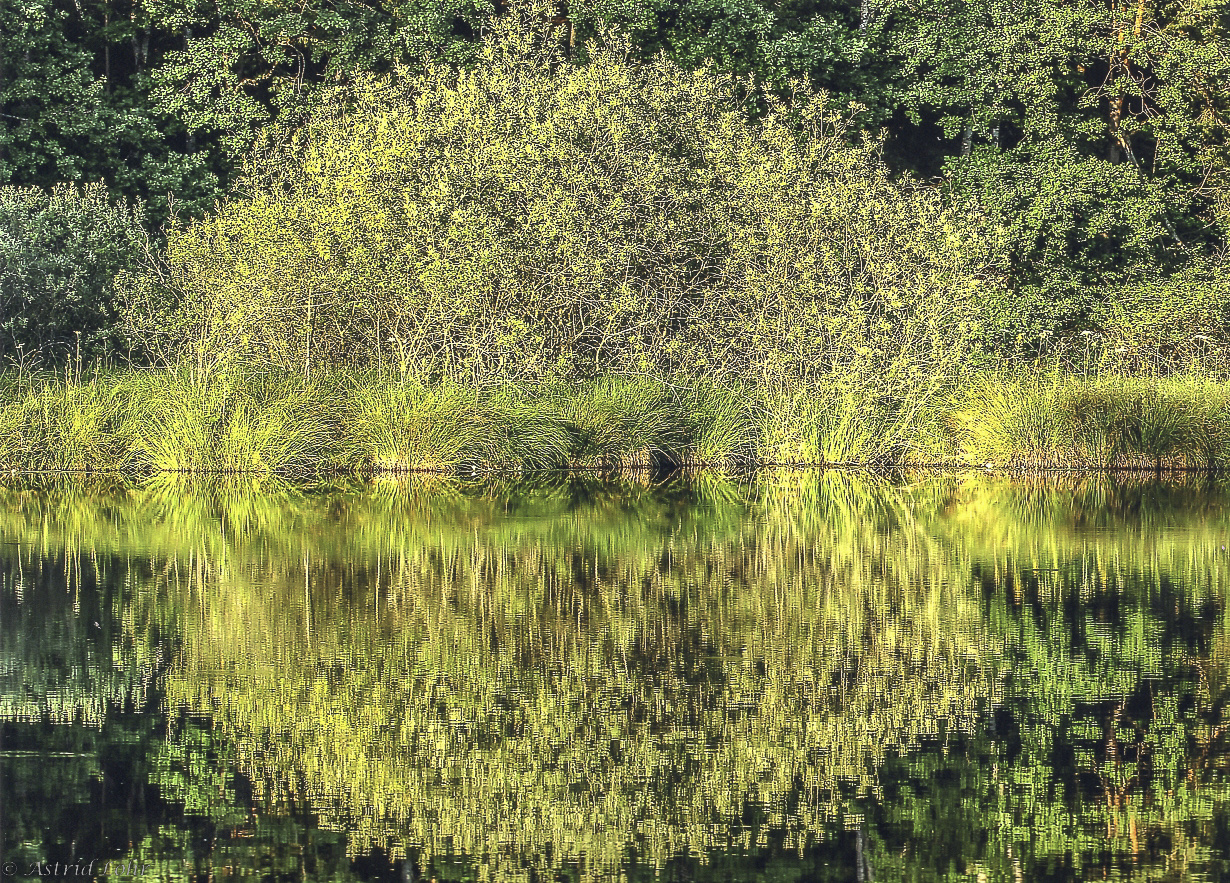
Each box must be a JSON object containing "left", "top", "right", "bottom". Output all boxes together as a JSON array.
[
  {"left": 3, "top": 0, "right": 1227, "bottom": 339},
  {"left": 947, "top": 145, "right": 1186, "bottom": 339},
  {"left": 0, "top": 0, "right": 222, "bottom": 222},
  {"left": 1092, "top": 256, "right": 1230, "bottom": 372},
  {"left": 145, "top": 21, "right": 1000, "bottom": 391},
  {"left": 880, "top": 0, "right": 1230, "bottom": 342},
  {"left": 135, "top": 0, "right": 891, "bottom": 192},
  {"left": 144, "top": 0, "right": 496, "bottom": 167},
  {"left": 0, "top": 184, "right": 147, "bottom": 367},
  {"left": 0, "top": 0, "right": 100, "bottom": 185}
]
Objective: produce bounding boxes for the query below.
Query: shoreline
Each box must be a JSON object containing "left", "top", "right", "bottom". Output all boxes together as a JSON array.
[
  {"left": 4, "top": 369, "right": 1230, "bottom": 475},
  {"left": 1, "top": 462, "right": 1228, "bottom": 478}
]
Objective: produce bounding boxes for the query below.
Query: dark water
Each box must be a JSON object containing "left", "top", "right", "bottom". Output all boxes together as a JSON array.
[{"left": 0, "top": 473, "right": 1227, "bottom": 882}]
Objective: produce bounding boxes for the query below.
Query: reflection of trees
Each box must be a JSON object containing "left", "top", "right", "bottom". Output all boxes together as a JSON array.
[
  {"left": 875, "top": 474, "right": 1230, "bottom": 882},
  {"left": 0, "top": 544, "right": 164, "bottom": 725},
  {"left": 138, "top": 472, "right": 996, "bottom": 879},
  {"left": 0, "top": 472, "right": 995, "bottom": 877},
  {"left": 0, "top": 472, "right": 1227, "bottom": 881},
  {"left": 2, "top": 710, "right": 377, "bottom": 883}
]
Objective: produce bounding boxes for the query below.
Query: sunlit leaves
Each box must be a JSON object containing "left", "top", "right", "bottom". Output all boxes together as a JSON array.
[{"left": 150, "top": 20, "right": 1003, "bottom": 388}]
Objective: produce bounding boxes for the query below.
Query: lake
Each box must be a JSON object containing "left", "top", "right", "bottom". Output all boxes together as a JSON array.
[{"left": 1, "top": 472, "right": 1227, "bottom": 882}]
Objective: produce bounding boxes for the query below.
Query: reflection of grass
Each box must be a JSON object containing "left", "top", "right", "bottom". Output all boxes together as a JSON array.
[{"left": 0, "top": 529, "right": 166, "bottom": 725}]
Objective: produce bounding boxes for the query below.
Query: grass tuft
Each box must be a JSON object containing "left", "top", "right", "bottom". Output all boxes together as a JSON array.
[
  {"left": 951, "top": 374, "right": 1230, "bottom": 470},
  {"left": 5, "top": 368, "right": 1230, "bottom": 473},
  {"left": 120, "top": 370, "right": 333, "bottom": 472},
  {"left": 0, "top": 378, "right": 129, "bottom": 470}
]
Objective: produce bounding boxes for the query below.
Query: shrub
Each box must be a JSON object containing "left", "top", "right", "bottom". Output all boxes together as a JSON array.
[
  {"left": 0, "top": 184, "right": 147, "bottom": 368},
  {"left": 145, "top": 17, "right": 1005, "bottom": 388}
]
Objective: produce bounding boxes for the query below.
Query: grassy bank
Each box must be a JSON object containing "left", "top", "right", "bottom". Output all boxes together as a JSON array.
[{"left": 3, "top": 369, "right": 1230, "bottom": 473}]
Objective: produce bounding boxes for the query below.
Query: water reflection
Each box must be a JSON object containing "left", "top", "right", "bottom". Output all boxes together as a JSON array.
[{"left": 1, "top": 473, "right": 1226, "bottom": 882}]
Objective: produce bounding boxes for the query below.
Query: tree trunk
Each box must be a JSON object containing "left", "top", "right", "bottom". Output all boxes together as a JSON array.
[
  {"left": 855, "top": 826, "right": 874, "bottom": 881},
  {"left": 104, "top": 10, "right": 111, "bottom": 92}
]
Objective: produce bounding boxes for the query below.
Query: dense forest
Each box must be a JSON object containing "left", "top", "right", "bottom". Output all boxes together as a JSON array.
[
  {"left": 4, "top": 0, "right": 1227, "bottom": 231},
  {"left": 1, "top": 0, "right": 1229, "bottom": 470}
]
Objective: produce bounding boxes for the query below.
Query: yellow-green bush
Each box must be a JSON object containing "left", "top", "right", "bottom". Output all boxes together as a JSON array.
[{"left": 136, "top": 19, "right": 1003, "bottom": 389}]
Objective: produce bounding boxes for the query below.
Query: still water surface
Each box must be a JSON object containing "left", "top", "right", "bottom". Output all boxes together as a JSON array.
[{"left": 1, "top": 472, "right": 1227, "bottom": 882}]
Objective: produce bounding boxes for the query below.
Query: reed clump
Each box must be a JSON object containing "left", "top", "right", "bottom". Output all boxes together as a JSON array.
[
  {"left": 8, "top": 369, "right": 1230, "bottom": 473},
  {"left": 0, "top": 370, "right": 334, "bottom": 473},
  {"left": 951, "top": 374, "right": 1230, "bottom": 470},
  {"left": 0, "top": 376, "right": 130, "bottom": 471},
  {"left": 340, "top": 380, "right": 574, "bottom": 472},
  {"left": 118, "top": 370, "right": 335, "bottom": 473},
  {"left": 340, "top": 375, "right": 770, "bottom": 471}
]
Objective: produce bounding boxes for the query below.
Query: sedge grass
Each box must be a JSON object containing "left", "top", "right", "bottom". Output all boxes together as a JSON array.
[
  {"left": 340, "top": 379, "right": 572, "bottom": 472},
  {"left": 0, "top": 376, "right": 130, "bottom": 471},
  {"left": 119, "top": 369, "right": 335, "bottom": 472},
  {"left": 560, "top": 377, "right": 687, "bottom": 468},
  {"left": 7, "top": 368, "right": 1230, "bottom": 473},
  {"left": 951, "top": 373, "right": 1230, "bottom": 470}
]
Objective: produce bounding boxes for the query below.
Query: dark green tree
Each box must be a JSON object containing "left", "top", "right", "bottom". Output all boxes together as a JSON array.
[
  {"left": 881, "top": 0, "right": 1230, "bottom": 334},
  {"left": 0, "top": 184, "right": 147, "bottom": 366},
  {"left": 0, "top": 0, "right": 222, "bottom": 222}
]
